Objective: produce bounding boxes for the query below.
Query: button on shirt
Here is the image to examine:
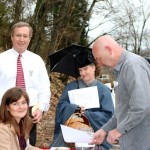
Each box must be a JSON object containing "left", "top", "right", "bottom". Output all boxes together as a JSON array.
[{"left": 0, "top": 48, "right": 51, "bottom": 111}]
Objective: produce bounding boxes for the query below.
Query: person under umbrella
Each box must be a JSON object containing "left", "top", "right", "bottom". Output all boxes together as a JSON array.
[{"left": 50, "top": 49, "right": 114, "bottom": 150}]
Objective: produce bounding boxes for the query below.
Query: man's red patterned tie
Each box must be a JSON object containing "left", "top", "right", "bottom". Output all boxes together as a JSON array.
[{"left": 16, "top": 54, "right": 26, "bottom": 90}]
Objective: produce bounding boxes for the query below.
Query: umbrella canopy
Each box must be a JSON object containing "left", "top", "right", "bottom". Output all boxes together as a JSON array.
[{"left": 48, "top": 44, "right": 92, "bottom": 78}]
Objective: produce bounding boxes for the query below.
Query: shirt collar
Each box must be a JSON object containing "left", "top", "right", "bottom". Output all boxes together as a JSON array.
[
  {"left": 113, "top": 50, "right": 128, "bottom": 74},
  {"left": 79, "top": 79, "right": 97, "bottom": 88},
  {"left": 11, "top": 48, "right": 28, "bottom": 59}
]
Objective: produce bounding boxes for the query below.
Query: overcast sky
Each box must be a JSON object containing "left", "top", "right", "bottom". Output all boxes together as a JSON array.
[{"left": 87, "top": 0, "right": 149, "bottom": 42}]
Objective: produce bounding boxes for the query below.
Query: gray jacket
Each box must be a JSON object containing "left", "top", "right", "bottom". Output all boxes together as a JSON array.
[{"left": 102, "top": 50, "right": 150, "bottom": 150}]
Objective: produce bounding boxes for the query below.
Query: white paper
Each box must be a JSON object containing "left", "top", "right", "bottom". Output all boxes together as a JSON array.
[
  {"left": 68, "top": 86, "right": 100, "bottom": 109},
  {"left": 75, "top": 142, "right": 95, "bottom": 148},
  {"left": 50, "top": 147, "right": 69, "bottom": 150},
  {"left": 61, "top": 125, "right": 93, "bottom": 143}
]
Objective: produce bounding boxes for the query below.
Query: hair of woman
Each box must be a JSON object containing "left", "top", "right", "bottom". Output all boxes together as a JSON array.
[{"left": 0, "top": 87, "right": 32, "bottom": 139}]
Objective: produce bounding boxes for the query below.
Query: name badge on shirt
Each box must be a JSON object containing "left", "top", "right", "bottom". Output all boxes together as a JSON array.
[{"left": 113, "top": 81, "right": 118, "bottom": 88}]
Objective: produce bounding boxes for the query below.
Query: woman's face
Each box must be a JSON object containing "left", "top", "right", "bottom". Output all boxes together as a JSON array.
[
  {"left": 7, "top": 95, "right": 28, "bottom": 123},
  {"left": 79, "top": 64, "right": 96, "bottom": 84}
]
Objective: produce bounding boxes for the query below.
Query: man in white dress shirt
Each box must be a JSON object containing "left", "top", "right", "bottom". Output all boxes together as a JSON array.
[{"left": 0, "top": 21, "right": 51, "bottom": 146}]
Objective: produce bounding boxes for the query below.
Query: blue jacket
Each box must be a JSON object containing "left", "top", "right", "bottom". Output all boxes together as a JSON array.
[{"left": 51, "top": 79, "right": 114, "bottom": 149}]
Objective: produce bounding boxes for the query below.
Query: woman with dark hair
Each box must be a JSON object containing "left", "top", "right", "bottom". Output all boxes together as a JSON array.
[
  {"left": 0, "top": 87, "right": 41, "bottom": 150},
  {"left": 50, "top": 50, "right": 114, "bottom": 150}
]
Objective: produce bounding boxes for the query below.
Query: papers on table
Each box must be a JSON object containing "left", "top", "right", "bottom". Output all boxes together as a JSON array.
[
  {"left": 61, "top": 125, "right": 93, "bottom": 143},
  {"left": 68, "top": 86, "right": 100, "bottom": 109}
]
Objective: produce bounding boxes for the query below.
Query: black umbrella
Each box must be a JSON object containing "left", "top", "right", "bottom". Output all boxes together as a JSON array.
[{"left": 48, "top": 44, "right": 92, "bottom": 78}]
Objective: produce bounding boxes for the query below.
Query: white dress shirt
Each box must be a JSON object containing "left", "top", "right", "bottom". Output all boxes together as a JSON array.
[{"left": 0, "top": 48, "right": 51, "bottom": 111}]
